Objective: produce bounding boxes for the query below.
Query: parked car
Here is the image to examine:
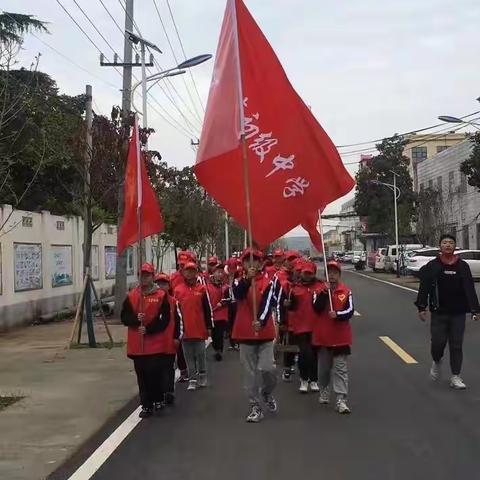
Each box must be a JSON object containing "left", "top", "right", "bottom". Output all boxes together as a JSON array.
[
  {"left": 343, "top": 251, "right": 354, "bottom": 263},
  {"left": 384, "top": 244, "right": 425, "bottom": 273},
  {"left": 352, "top": 251, "right": 366, "bottom": 264},
  {"left": 372, "top": 247, "right": 387, "bottom": 272},
  {"left": 406, "top": 248, "right": 440, "bottom": 276},
  {"left": 456, "top": 250, "right": 480, "bottom": 279}
]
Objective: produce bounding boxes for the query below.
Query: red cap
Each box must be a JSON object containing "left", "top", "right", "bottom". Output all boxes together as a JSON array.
[
  {"left": 285, "top": 250, "right": 301, "bottom": 260},
  {"left": 327, "top": 260, "right": 342, "bottom": 272},
  {"left": 154, "top": 273, "right": 170, "bottom": 283},
  {"left": 240, "top": 248, "right": 263, "bottom": 261},
  {"left": 273, "top": 248, "right": 285, "bottom": 258},
  {"left": 301, "top": 260, "right": 317, "bottom": 274},
  {"left": 208, "top": 256, "right": 219, "bottom": 265},
  {"left": 140, "top": 263, "right": 155, "bottom": 274},
  {"left": 177, "top": 250, "right": 195, "bottom": 265},
  {"left": 183, "top": 261, "right": 198, "bottom": 271}
]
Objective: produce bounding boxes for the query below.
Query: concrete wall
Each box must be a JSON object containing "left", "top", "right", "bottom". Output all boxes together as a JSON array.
[
  {"left": 417, "top": 139, "right": 480, "bottom": 249},
  {"left": 0, "top": 205, "right": 175, "bottom": 331}
]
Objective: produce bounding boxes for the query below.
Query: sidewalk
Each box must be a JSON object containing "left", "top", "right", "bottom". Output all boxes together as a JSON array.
[{"left": 0, "top": 319, "right": 136, "bottom": 480}]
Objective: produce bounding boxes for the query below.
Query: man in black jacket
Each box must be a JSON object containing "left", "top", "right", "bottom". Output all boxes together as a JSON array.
[{"left": 415, "top": 234, "right": 479, "bottom": 389}]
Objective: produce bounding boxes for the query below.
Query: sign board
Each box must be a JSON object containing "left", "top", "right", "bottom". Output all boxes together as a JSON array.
[
  {"left": 51, "top": 245, "right": 73, "bottom": 287},
  {"left": 105, "top": 246, "right": 116, "bottom": 279},
  {"left": 14, "top": 243, "right": 43, "bottom": 291}
]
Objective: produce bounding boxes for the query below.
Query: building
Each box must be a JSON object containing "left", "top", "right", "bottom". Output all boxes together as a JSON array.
[
  {"left": 404, "top": 132, "right": 468, "bottom": 191},
  {"left": 417, "top": 139, "right": 480, "bottom": 249},
  {"left": 338, "top": 198, "right": 364, "bottom": 251}
]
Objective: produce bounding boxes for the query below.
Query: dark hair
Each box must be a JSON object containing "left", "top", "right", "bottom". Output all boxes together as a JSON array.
[{"left": 439, "top": 234, "right": 456, "bottom": 244}]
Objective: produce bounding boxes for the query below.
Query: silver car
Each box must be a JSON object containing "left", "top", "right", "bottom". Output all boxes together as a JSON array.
[{"left": 406, "top": 248, "right": 439, "bottom": 276}]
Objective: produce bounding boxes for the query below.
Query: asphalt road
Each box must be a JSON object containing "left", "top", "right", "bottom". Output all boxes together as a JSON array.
[{"left": 77, "top": 271, "right": 480, "bottom": 480}]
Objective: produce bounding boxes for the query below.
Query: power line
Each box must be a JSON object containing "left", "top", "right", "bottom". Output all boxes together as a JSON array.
[
  {"left": 152, "top": 0, "right": 203, "bottom": 124},
  {"left": 98, "top": 0, "right": 125, "bottom": 36},
  {"left": 165, "top": 0, "right": 205, "bottom": 114}
]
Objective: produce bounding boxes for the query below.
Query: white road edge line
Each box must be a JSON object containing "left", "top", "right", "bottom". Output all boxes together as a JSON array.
[
  {"left": 69, "top": 338, "right": 213, "bottom": 479},
  {"left": 346, "top": 270, "right": 418, "bottom": 293}
]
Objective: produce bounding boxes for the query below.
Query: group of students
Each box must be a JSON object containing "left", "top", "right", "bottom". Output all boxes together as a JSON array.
[{"left": 121, "top": 246, "right": 355, "bottom": 422}]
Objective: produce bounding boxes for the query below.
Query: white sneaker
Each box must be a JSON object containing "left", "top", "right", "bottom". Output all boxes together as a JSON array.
[
  {"left": 450, "top": 375, "right": 467, "bottom": 390},
  {"left": 430, "top": 361, "right": 442, "bottom": 381},
  {"left": 197, "top": 375, "right": 208, "bottom": 388},
  {"left": 319, "top": 387, "right": 330, "bottom": 405},
  {"left": 299, "top": 380, "right": 309, "bottom": 393},
  {"left": 246, "top": 405, "right": 264, "bottom": 423},
  {"left": 187, "top": 380, "right": 197, "bottom": 391},
  {"left": 336, "top": 398, "right": 351, "bottom": 414},
  {"left": 309, "top": 381, "right": 320, "bottom": 393}
]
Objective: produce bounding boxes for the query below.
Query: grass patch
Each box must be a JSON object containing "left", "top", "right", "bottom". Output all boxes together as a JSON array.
[
  {"left": 70, "top": 341, "right": 125, "bottom": 350},
  {"left": 0, "top": 396, "right": 25, "bottom": 411}
]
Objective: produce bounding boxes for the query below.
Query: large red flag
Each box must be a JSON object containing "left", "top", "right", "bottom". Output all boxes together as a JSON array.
[
  {"left": 117, "top": 118, "right": 164, "bottom": 254},
  {"left": 195, "top": 0, "right": 355, "bottom": 247},
  {"left": 301, "top": 211, "right": 324, "bottom": 254}
]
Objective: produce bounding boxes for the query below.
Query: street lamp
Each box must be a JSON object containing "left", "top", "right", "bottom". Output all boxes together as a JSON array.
[
  {"left": 371, "top": 172, "right": 401, "bottom": 277},
  {"left": 126, "top": 29, "right": 212, "bottom": 146},
  {"left": 438, "top": 115, "right": 480, "bottom": 131}
]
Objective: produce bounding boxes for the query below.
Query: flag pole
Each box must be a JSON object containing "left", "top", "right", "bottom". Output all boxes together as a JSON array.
[
  {"left": 318, "top": 211, "right": 334, "bottom": 311},
  {"left": 232, "top": 0, "right": 258, "bottom": 330},
  {"left": 135, "top": 116, "right": 145, "bottom": 352}
]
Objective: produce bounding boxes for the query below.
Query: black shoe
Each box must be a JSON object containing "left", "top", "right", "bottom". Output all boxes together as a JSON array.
[
  {"left": 153, "top": 402, "right": 165, "bottom": 414},
  {"left": 139, "top": 406, "right": 153, "bottom": 418},
  {"left": 214, "top": 352, "right": 223, "bottom": 361},
  {"left": 164, "top": 392, "right": 175, "bottom": 406},
  {"left": 178, "top": 370, "right": 189, "bottom": 383}
]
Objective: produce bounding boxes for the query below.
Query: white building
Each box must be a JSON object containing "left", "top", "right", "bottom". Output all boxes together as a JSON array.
[
  {"left": 417, "top": 139, "right": 480, "bottom": 249},
  {"left": 339, "top": 198, "right": 363, "bottom": 250},
  {"left": 0, "top": 205, "right": 176, "bottom": 330}
]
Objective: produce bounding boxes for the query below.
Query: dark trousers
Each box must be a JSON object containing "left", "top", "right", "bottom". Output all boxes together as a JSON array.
[
  {"left": 176, "top": 341, "right": 187, "bottom": 372},
  {"left": 431, "top": 312, "right": 466, "bottom": 375},
  {"left": 163, "top": 354, "right": 176, "bottom": 394},
  {"left": 294, "top": 332, "right": 318, "bottom": 381},
  {"left": 281, "top": 330, "right": 296, "bottom": 369},
  {"left": 134, "top": 354, "right": 170, "bottom": 408},
  {"left": 212, "top": 320, "right": 227, "bottom": 352},
  {"left": 227, "top": 303, "right": 238, "bottom": 347}
]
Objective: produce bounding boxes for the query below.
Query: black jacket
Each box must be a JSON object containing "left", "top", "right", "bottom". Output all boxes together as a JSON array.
[{"left": 415, "top": 257, "right": 480, "bottom": 314}]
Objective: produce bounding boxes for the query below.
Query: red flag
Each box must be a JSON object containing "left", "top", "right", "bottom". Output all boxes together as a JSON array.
[
  {"left": 301, "top": 211, "right": 324, "bottom": 254},
  {"left": 195, "top": 0, "right": 355, "bottom": 247},
  {"left": 117, "top": 118, "right": 164, "bottom": 254}
]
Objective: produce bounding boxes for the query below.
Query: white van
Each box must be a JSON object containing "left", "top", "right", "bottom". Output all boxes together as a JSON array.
[{"left": 384, "top": 244, "right": 425, "bottom": 273}]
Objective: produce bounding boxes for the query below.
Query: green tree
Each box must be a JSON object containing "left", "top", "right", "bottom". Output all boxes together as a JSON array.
[
  {"left": 0, "top": 12, "right": 47, "bottom": 46},
  {"left": 460, "top": 132, "right": 480, "bottom": 192},
  {"left": 355, "top": 135, "right": 415, "bottom": 240},
  {"left": 415, "top": 187, "right": 447, "bottom": 246}
]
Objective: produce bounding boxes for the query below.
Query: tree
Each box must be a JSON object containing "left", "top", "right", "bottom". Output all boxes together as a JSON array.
[
  {"left": 415, "top": 187, "right": 448, "bottom": 246},
  {"left": 355, "top": 135, "right": 415, "bottom": 240},
  {"left": 460, "top": 132, "right": 480, "bottom": 192}
]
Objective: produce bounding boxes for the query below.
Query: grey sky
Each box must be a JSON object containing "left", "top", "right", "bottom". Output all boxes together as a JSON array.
[{"left": 5, "top": 0, "right": 480, "bottom": 234}]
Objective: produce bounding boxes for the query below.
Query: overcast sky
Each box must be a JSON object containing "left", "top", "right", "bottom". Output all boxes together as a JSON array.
[{"left": 5, "top": 0, "right": 480, "bottom": 234}]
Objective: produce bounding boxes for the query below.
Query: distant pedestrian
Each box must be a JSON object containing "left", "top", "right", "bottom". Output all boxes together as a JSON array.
[
  {"left": 174, "top": 262, "right": 213, "bottom": 391},
  {"left": 313, "top": 261, "right": 354, "bottom": 414},
  {"left": 121, "top": 264, "right": 174, "bottom": 418},
  {"left": 415, "top": 234, "right": 479, "bottom": 389},
  {"left": 232, "top": 248, "right": 279, "bottom": 423}
]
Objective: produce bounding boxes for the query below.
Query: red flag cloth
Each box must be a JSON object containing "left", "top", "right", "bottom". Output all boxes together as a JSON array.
[
  {"left": 195, "top": 0, "right": 355, "bottom": 247},
  {"left": 301, "top": 211, "right": 324, "bottom": 254},
  {"left": 117, "top": 119, "right": 164, "bottom": 254}
]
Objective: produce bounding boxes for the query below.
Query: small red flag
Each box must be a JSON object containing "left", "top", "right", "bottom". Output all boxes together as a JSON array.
[
  {"left": 117, "top": 118, "right": 164, "bottom": 254},
  {"left": 301, "top": 211, "right": 324, "bottom": 254},
  {"left": 195, "top": 0, "right": 355, "bottom": 247}
]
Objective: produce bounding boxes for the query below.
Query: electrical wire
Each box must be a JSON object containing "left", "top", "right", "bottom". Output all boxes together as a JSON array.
[{"left": 165, "top": 0, "right": 205, "bottom": 114}]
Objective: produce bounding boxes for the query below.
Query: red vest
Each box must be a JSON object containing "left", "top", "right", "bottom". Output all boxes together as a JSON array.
[
  {"left": 289, "top": 280, "right": 325, "bottom": 335},
  {"left": 126, "top": 287, "right": 173, "bottom": 356},
  {"left": 232, "top": 274, "right": 276, "bottom": 341},
  {"left": 312, "top": 283, "right": 353, "bottom": 347},
  {"left": 207, "top": 282, "right": 230, "bottom": 322},
  {"left": 174, "top": 282, "right": 210, "bottom": 340}
]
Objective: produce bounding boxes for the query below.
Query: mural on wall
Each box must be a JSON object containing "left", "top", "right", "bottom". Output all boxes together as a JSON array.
[
  {"left": 14, "top": 243, "right": 43, "bottom": 291},
  {"left": 51, "top": 245, "right": 73, "bottom": 287},
  {"left": 105, "top": 246, "right": 116, "bottom": 279}
]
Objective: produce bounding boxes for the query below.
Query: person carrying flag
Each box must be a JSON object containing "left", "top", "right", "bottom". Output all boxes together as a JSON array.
[
  {"left": 232, "top": 248, "right": 279, "bottom": 423},
  {"left": 120, "top": 263, "right": 173, "bottom": 418},
  {"left": 313, "top": 261, "right": 354, "bottom": 414},
  {"left": 174, "top": 262, "right": 213, "bottom": 391},
  {"left": 207, "top": 263, "right": 232, "bottom": 361}
]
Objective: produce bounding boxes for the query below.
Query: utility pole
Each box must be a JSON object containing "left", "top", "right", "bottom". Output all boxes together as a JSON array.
[
  {"left": 84, "top": 84, "right": 96, "bottom": 347},
  {"left": 393, "top": 172, "right": 400, "bottom": 278}
]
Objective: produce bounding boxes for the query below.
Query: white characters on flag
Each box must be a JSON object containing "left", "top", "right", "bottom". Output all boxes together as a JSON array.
[
  {"left": 283, "top": 177, "right": 310, "bottom": 198},
  {"left": 249, "top": 133, "right": 278, "bottom": 163},
  {"left": 266, "top": 154, "right": 295, "bottom": 178}
]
